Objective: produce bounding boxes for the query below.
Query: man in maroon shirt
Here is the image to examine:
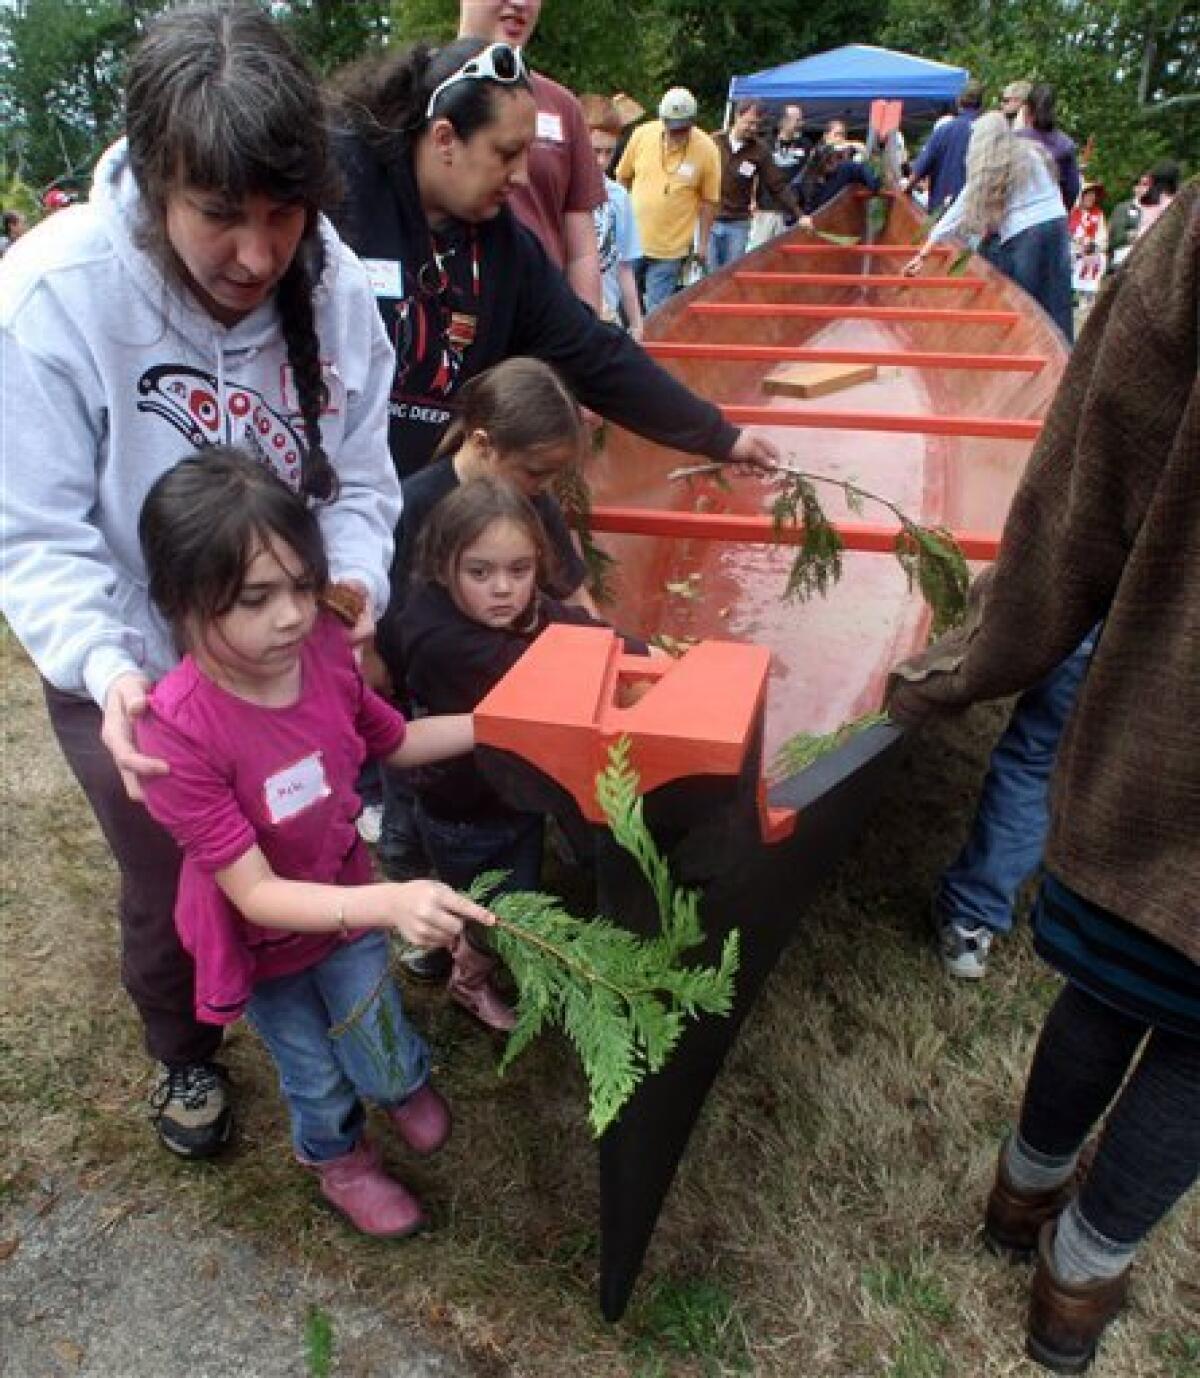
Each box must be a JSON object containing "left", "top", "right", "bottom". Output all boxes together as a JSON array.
[{"left": 458, "top": 0, "right": 604, "bottom": 311}]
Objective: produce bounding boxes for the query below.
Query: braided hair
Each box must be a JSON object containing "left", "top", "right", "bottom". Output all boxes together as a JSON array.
[{"left": 126, "top": 4, "right": 339, "bottom": 502}]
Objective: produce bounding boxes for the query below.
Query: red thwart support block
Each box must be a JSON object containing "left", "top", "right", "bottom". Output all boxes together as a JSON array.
[{"left": 474, "top": 625, "right": 794, "bottom": 841}]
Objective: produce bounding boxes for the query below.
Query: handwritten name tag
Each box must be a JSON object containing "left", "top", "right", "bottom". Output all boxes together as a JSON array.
[
  {"left": 264, "top": 752, "right": 330, "bottom": 824},
  {"left": 362, "top": 258, "right": 405, "bottom": 298},
  {"left": 536, "top": 111, "right": 564, "bottom": 143}
]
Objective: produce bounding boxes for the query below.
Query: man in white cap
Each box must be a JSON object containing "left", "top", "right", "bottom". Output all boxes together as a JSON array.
[{"left": 616, "top": 86, "right": 720, "bottom": 313}]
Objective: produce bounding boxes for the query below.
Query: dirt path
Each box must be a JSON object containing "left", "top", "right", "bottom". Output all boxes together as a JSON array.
[{"left": 0, "top": 1181, "right": 466, "bottom": 1378}]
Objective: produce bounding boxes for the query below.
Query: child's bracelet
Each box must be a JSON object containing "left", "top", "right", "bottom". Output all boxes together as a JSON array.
[{"left": 335, "top": 902, "right": 348, "bottom": 937}]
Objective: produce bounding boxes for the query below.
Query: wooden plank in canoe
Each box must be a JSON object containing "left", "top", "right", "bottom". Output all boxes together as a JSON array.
[{"left": 763, "top": 360, "right": 878, "bottom": 399}]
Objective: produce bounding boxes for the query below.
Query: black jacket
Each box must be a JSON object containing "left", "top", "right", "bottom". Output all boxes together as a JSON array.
[{"left": 334, "top": 132, "right": 739, "bottom": 479}]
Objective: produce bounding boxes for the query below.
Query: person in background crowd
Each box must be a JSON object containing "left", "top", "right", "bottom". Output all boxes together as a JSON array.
[
  {"left": 1016, "top": 83, "right": 1081, "bottom": 211},
  {"left": 580, "top": 94, "right": 644, "bottom": 336},
  {"left": 708, "top": 100, "right": 801, "bottom": 270},
  {"left": 1068, "top": 180, "right": 1107, "bottom": 295},
  {"left": 1133, "top": 160, "right": 1179, "bottom": 240},
  {"left": 903, "top": 79, "right": 985, "bottom": 214},
  {"left": 607, "top": 91, "right": 647, "bottom": 176},
  {"left": 1000, "top": 79, "right": 1032, "bottom": 126},
  {"left": 888, "top": 183, "right": 1198, "bottom": 1378},
  {"left": 40, "top": 186, "right": 76, "bottom": 213},
  {"left": 1106, "top": 171, "right": 1150, "bottom": 269},
  {"left": 904, "top": 112, "right": 1073, "bottom": 342},
  {"left": 795, "top": 138, "right": 880, "bottom": 217},
  {"left": 1, "top": 207, "right": 28, "bottom": 254},
  {"left": 616, "top": 86, "right": 720, "bottom": 313},
  {"left": 820, "top": 117, "right": 867, "bottom": 159},
  {"left": 748, "top": 102, "right": 811, "bottom": 248},
  {"left": 458, "top": 0, "right": 604, "bottom": 311}
]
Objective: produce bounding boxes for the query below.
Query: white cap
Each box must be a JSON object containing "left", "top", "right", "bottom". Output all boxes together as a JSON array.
[{"left": 658, "top": 87, "right": 698, "bottom": 128}]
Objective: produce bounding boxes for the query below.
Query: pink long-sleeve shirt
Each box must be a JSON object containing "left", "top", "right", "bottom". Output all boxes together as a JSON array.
[{"left": 138, "top": 613, "right": 406, "bottom": 1023}]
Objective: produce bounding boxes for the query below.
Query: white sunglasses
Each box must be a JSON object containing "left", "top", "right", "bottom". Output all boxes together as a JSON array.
[{"left": 424, "top": 42, "right": 529, "bottom": 121}]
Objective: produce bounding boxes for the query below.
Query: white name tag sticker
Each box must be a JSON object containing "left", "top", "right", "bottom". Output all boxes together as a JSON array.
[
  {"left": 677, "top": 162, "right": 696, "bottom": 180},
  {"left": 362, "top": 258, "right": 405, "bottom": 298},
  {"left": 264, "top": 752, "right": 331, "bottom": 824},
  {"left": 738, "top": 160, "right": 757, "bottom": 178},
  {"left": 536, "top": 111, "right": 564, "bottom": 142}
]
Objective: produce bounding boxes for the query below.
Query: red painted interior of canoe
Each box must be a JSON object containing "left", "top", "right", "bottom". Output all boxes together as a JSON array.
[{"left": 586, "top": 191, "right": 1068, "bottom": 760}]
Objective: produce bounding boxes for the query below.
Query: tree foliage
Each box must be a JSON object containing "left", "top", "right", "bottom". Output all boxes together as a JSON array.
[
  {"left": 0, "top": 0, "right": 145, "bottom": 192},
  {"left": 2, "top": 1, "right": 1190, "bottom": 223},
  {"left": 882, "top": 0, "right": 1196, "bottom": 200}
]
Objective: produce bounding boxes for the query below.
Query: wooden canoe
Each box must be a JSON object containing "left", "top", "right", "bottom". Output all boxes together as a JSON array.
[{"left": 476, "top": 187, "right": 1068, "bottom": 1322}]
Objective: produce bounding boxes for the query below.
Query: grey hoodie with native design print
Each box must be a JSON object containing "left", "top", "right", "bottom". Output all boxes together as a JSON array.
[{"left": 1, "top": 139, "right": 400, "bottom": 706}]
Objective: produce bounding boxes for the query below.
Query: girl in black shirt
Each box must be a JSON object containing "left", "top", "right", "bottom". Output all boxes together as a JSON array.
[{"left": 400, "top": 477, "right": 646, "bottom": 1030}]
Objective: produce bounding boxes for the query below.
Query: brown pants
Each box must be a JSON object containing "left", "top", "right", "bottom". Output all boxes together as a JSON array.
[{"left": 42, "top": 681, "right": 221, "bottom": 1065}]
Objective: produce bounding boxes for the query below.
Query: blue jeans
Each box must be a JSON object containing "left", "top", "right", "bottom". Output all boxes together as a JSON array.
[
  {"left": 934, "top": 631, "right": 1097, "bottom": 935},
  {"left": 416, "top": 807, "right": 544, "bottom": 895},
  {"left": 247, "top": 931, "right": 429, "bottom": 1162},
  {"left": 642, "top": 256, "right": 686, "bottom": 314},
  {"left": 708, "top": 219, "right": 751, "bottom": 271},
  {"left": 988, "top": 217, "right": 1074, "bottom": 344}
]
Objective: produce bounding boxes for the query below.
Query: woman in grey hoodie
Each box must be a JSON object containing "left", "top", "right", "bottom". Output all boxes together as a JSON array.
[{"left": 0, "top": 6, "right": 400, "bottom": 1160}]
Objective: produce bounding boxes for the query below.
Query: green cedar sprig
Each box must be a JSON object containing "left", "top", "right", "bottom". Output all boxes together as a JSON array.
[
  {"left": 331, "top": 744, "right": 739, "bottom": 1136},
  {"left": 770, "top": 710, "right": 889, "bottom": 783},
  {"left": 472, "top": 738, "right": 740, "bottom": 1136},
  {"left": 893, "top": 523, "right": 970, "bottom": 638},
  {"left": 772, "top": 473, "right": 844, "bottom": 600},
  {"left": 669, "top": 461, "right": 970, "bottom": 634}
]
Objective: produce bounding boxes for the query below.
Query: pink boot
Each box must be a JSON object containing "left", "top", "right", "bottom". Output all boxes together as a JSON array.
[
  {"left": 387, "top": 1082, "right": 451, "bottom": 1156},
  {"left": 448, "top": 939, "right": 517, "bottom": 1032},
  {"left": 301, "top": 1137, "right": 425, "bottom": 1238}
]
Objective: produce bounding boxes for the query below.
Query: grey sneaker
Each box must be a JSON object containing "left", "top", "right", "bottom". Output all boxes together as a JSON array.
[
  {"left": 150, "top": 1062, "right": 232, "bottom": 1158},
  {"left": 937, "top": 915, "right": 993, "bottom": 979}
]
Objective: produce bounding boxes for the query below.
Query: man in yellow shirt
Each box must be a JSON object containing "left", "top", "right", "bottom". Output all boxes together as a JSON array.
[{"left": 616, "top": 87, "right": 720, "bottom": 313}]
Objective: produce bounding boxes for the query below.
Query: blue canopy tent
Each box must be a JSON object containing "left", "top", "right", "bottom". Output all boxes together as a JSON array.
[{"left": 728, "top": 44, "right": 969, "bottom": 124}]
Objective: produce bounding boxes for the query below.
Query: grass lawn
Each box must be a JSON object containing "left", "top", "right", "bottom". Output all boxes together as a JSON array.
[{"left": 2, "top": 627, "right": 1196, "bottom": 1376}]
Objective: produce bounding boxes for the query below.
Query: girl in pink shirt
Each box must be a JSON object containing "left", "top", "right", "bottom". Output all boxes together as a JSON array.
[{"left": 136, "top": 445, "right": 494, "bottom": 1239}]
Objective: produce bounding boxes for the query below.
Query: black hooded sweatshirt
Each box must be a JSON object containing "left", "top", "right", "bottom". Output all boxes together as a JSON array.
[{"left": 334, "top": 133, "right": 739, "bottom": 480}]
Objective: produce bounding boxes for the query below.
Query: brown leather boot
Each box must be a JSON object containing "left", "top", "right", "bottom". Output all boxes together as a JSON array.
[
  {"left": 1026, "top": 1222, "right": 1130, "bottom": 1374},
  {"left": 984, "top": 1138, "right": 1096, "bottom": 1261}
]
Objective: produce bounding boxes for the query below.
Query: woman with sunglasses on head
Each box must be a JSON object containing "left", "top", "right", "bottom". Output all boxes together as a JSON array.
[
  {"left": 1, "top": 6, "right": 400, "bottom": 1160},
  {"left": 331, "top": 38, "right": 778, "bottom": 490}
]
